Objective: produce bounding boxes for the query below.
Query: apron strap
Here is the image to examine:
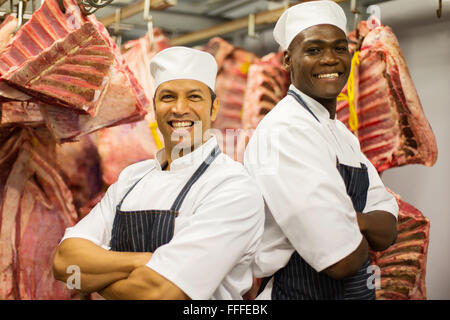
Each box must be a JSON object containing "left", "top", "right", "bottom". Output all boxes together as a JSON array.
[
  {"left": 170, "top": 144, "right": 221, "bottom": 212},
  {"left": 116, "top": 167, "right": 155, "bottom": 211},
  {"left": 287, "top": 89, "right": 321, "bottom": 123}
]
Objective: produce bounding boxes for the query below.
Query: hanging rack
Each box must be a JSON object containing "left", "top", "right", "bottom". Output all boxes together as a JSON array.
[
  {"left": 350, "top": 0, "right": 360, "bottom": 30},
  {"left": 437, "top": 0, "right": 442, "bottom": 18},
  {"left": 58, "top": 0, "right": 115, "bottom": 15},
  {"left": 113, "top": 7, "right": 122, "bottom": 46},
  {"left": 247, "top": 12, "right": 256, "bottom": 38},
  {"left": 143, "top": 0, "right": 154, "bottom": 47},
  {"left": 170, "top": 0, "right": 347, "bottom": 46},
  {"left": 100, "top": 0, "right": 176, "bottom": 27},
  {"left": 15, "top": 0, "right": 27, "bottom": 30}
]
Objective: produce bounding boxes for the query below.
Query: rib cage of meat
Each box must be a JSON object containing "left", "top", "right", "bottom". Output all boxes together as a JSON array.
[
  {"left": 237, "top": 52, "right": 290, "bottom": 162},
  {"left": 336, "top": 22, "right": 438, "bottom": 173},
  {"left": 214, "top": 48, "right": 258, "bottom": 132},
  {"left": 0, "top": 0, "right": 148, "bottom": 142},
  {"left": 204, "top": 38, "right": 258, "bottom": 160},
  {"left": 3, "top": 22, "right": 114, "bottom": 116},
  {"left": 370, "top": 190, "right": 430, "bottom": 300},
  {"left": 200, "top": 37, "right": 234, "bottom": 71},
  {"left": 336, "top": 21, "right": 436, "bottom": 300}
]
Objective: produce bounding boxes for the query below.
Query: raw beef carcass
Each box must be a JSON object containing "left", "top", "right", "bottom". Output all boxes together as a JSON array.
[
  {"left": 121, "top": 28, "right": 169, "bottom": 100},
  {"left": 337, "top": 22, "right": 438, "bottom": 172},
  {"left": 370, "top": 190, "right": 430, "bottom": 300},
  {"left": 55, "top": 135, "right": 103, "bottom": 212},
  {"left": 0, "top": 129, "right": 78, "bottom": 299},
  {"left": 210, "top": 42, "right": 258, "bottom": 159},
  {"left": 97, "top": 29, "right": 168, "bottom": 185},
  {"left": 78, "top": 191, "right": 105, "bottom": 220},
  {"left": 0, "top": 0, "right": 148, "bottom": 142},
  {"left": 0, "top": 15, "right": 31, "bottom": 102},
  {"left": 241, "top": 52, "right": 289, "bottom": 131},
  {"left": 237, "top": 52, "right": 290, "bottom": 161},
  {"left": 200, "top": 37, "right": 234, "bottom": 71}
]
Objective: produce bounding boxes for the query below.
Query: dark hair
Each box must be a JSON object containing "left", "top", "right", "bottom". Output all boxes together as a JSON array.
[{"left": 209, "top": 87, "right": 216, "bottom": 115}]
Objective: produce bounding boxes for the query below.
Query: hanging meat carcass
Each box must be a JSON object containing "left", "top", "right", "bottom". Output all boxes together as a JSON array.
[
  {"left": 97, "top": 29, "right": 168, "bottom": 185},
  {"left": 336, "top": 21, "right": 438, "bottom": 173},
  {"left": 204, "top": 38, "right": 258, "bottom": 159},
  {"left": 0, "top": 0, "right": 149, "bottom": 142},
  {"left": 237, "top": 52, "right": 290, "bottom": 161},
  {"left": 370, "top": 190, "right": 430, "bottom": 300},
  {"left": 0, "top": 16, "right": 40, "bottom": 126},
  {"left": 214, "top": 48, "right": 258, "bottom": 133},
  {"left": 0, "top": 128, "right": 79, "bottom": 299},
  {"left": 336, "top": 21, "right": 435, "bottom": 300},
  {"left": 55, "top": 135, "right": 103, "bottom": 213},
  {"left": 200, "top": 37, "right": 234, "bottom": 71},
  {"left": 0, "top": 15, "right": 32, "bottom": 102}
]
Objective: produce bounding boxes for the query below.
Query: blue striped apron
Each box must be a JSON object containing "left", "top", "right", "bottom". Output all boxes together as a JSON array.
[
  {"left": 110, "top": 145, "right": 221, "bottom": 252},
  {"left": 269, "top": 90, "right": 375, "bottom": 300}
]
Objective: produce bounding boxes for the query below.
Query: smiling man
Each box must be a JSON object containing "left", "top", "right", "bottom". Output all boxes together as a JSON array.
[
  {"left": 244, "top": 1, "right": 398, "bottom": 300},
  {"left": 53, "top": 47, "right": 264, "bottom": 300}
]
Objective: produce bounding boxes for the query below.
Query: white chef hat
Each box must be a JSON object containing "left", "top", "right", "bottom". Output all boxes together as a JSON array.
[
  {"left": 150, "top": 46, "right": 218, "bottom": 93},
  {"left": 273, "top": 0, "right": 347, "bottom": 50}
]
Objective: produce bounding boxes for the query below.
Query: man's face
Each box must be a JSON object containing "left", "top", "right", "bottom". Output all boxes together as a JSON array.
[
  {"left": 284, "top": 24, "right": 351, "bottom": 103},
  {"left": 154, "top": 79, "right": 219, "bottom": 150}
]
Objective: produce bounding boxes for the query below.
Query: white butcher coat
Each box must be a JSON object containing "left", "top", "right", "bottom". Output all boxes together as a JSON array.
[
  {"left": 244, "top": 85, "right": 398, "bottom": 298},
  {"left": 61, "top": 136, "right": 265, "bottom": 300}
]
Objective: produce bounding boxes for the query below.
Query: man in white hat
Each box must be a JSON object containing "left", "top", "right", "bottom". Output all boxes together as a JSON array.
[
  {"left": 53, "top": 46, "right": 264, "bottom": 300},
  {"left": 244, "top": 1, "right": 398, "bottom": 299}
]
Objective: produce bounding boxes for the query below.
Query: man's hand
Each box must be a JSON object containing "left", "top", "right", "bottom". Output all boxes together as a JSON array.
[{"left": 356, "top": 211, "right": 397, "bottom": 251}]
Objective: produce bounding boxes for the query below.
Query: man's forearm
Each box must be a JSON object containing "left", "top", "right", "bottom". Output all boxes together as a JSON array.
[
  {"left": 323, "top": 236, "right": 369, "bottom": 280},
  {"left": 357, "top": 211, "right": 397, "bottom": 251},
  {"left": 53, "top": 238, "right": 151, "bottom": 292},
  {"left": 98, "top": 266, "right": 190, "bottom": 300}
]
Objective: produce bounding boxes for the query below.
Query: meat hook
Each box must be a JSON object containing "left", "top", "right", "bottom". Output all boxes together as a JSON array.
[
  {"left": 144, "top": 0, "right": 154, "bottom": 48},
  {"left": 437, "top": 0, "right": 442, "bottom": 18},
  {"left": 16, "top": 0, "right": 27, "bottom": 31}
]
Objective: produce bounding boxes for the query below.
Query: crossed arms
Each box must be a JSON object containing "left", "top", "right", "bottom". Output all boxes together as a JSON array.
[{"left": 52, "top": 238, "right": 189, "bottom": 300}]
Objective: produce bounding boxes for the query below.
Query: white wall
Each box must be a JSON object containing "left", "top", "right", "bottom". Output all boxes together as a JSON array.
[{"left": 379, "top": 18, "right": 450, "bottom": 300}]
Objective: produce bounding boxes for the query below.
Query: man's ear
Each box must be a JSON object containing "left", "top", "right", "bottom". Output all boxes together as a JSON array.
[
  {"left": 210, "top": 97, "right": 220, "bottom": 122},
  {"left": 283, "top": 50, "right": 291, "bottom": 71}
]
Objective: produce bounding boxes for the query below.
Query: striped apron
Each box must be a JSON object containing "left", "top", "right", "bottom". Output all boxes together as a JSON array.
[
  {"left": 269, "top": 90, "right": 375, "bottom": 300},
  {"left": 110, "top": 145, "right": 221, "bottom": 252}
]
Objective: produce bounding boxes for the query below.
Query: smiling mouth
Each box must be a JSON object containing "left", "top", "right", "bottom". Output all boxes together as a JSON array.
[
  {"left": 313, "top": 72, "right": 344, "bottom": 79},
  {"left": 169, "top": 120, "right": 194, "bottom": 129}
]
